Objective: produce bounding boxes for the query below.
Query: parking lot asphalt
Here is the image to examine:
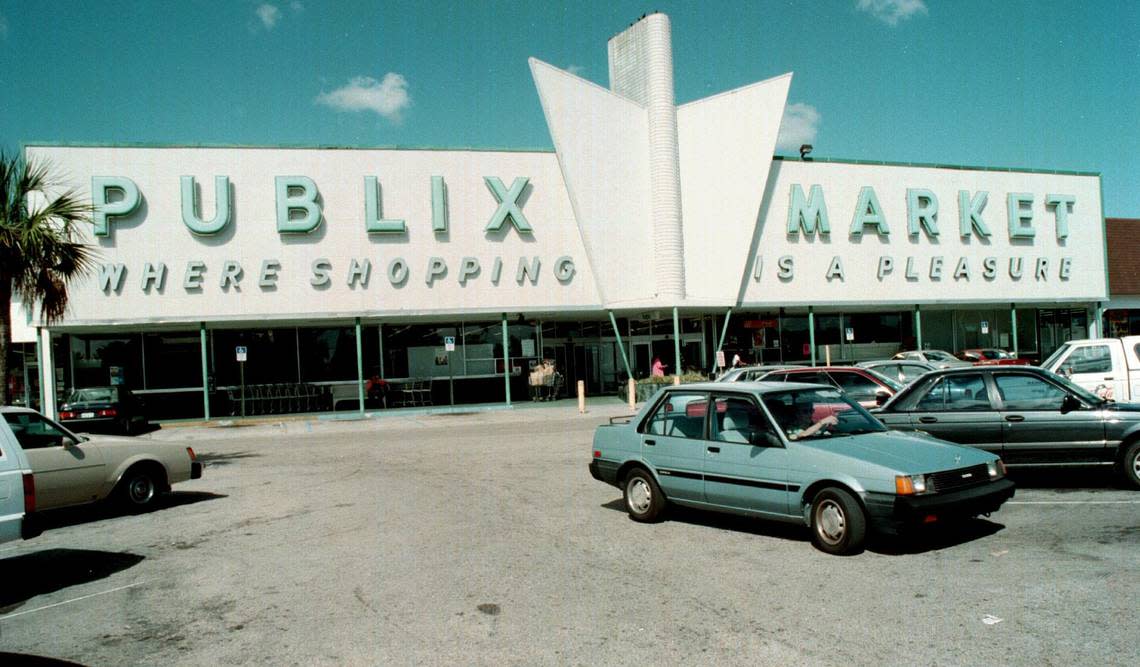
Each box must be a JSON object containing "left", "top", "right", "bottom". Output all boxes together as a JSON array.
[{"left": 1, "top": 400, "right": 1137, "bottom": 666}]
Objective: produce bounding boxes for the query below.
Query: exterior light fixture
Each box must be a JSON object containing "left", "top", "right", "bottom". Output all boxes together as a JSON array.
[{"left": 800, "top": 144, "right": 813, "bottom": 160}]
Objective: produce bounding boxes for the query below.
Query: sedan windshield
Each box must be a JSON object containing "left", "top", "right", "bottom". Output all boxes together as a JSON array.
[
  {"left": 763, "top": 388, "right": 887, "bottom": 441},
  {"left": 925, "top": 350, "right": 956, "bottom": 362}
]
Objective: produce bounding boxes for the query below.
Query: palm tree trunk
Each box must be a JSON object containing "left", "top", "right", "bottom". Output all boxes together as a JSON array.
[{"left": 0, "top": 275, "right": 12, "bottom": 406}]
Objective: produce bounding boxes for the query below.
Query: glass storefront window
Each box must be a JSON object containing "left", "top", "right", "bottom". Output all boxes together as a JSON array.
[
  {"left": 143, "top": 331, "right": 203, "bottom": 389},
  {"left": 70, "top": 334, "right": 142, "bottom": 389},
  {"left": 781, "top": 315, "right": 810, "bottom": 362},
  {"left": 920, "top": 310, "right": 954, "bottom": 353},
  {"left": 212, "top": 329, "right": 298, "bottom": 386},
  {"left": 384, "top": 324, "right": 457, "bottom": 379},
  {"left": 362, "top": 325, "right": 380, "bottom": 379},
  {"left": 462, "top": 323, "right": 498, "bottom": 375},
  {"left": 1016, "top": 309, "right": 1038, "bottom": 357},
  {"left": 298, "top": 327, "right": 357, "bottom": 382}
]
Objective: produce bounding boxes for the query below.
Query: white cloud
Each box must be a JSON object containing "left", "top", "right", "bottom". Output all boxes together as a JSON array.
[
  {"left": 256, "top": 3, "right": 281, "bottom": 30},
  {"left": 855, "top": 0, "right": 928, "bottom": 26},
  {"left": 776, "top": 103, "right": 821, "bottom": 152},
  {"left": 566, "top": 64, "right": 585, "bottom": 77},
  {"left": 0, "top": 12, "right": 8, "bottom": 38},
  {"left": 315, "top": 73, "right": 411, "bottom": 122},
  {"left": 290, "top": 1, "right": 304, "bottom": 12}
]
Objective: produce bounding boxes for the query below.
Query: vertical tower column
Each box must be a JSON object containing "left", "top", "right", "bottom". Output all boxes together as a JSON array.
[{"left": 608, "top": 13, "right": 685, "bottom": 300}]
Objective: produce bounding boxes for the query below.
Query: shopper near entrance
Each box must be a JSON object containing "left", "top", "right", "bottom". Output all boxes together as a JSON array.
[{"left": 651, "top": 356, "right": 667, "bottom": 377}]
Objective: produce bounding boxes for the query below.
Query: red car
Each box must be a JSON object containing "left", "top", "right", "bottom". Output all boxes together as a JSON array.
[
  {"left": 754, "top": 366, "right": 902, "bottom": 408},
  {"left": 957, "top": 348, "right": 1032, "bottom": 366}
]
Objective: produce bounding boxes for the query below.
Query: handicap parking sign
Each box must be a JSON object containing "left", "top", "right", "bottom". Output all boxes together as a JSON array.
[
  {"left": 235, "top": 345, "right": 248, "bottom": 362},
  {"left": 444, "top": 336, "right": 456, "bottom": 352}
]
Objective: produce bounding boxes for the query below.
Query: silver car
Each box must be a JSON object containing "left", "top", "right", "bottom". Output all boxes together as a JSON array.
[
  {"left": 716, "top": 364, "right": 806, "bottom": 383},
  {"left": 892, "top": 350, "right": 972, "bottom": 369},
  {"left": 857, "top": 359, "right": 937, "bottom": 385}
]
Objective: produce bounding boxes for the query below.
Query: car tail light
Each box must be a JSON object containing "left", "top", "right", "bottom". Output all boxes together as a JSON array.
[
  {"left": 187, "top": 447, "right": 197, "bottom": 461},
  {"left": 97, "top": 408, "right": 118, "bottom": 417},
  {"left": 593, "top": 450, "right": 601, "bottom": 458},
  {"left": 23, "top": 473, "right": 35, "bottom": 514},
  {"left": 59, "top": 411, "right": 76, "bottom": 419}
]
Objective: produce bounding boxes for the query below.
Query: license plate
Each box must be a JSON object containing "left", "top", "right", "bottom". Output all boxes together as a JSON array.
[{"left": 81, "top": 412, "right": 95, "bottom": 419}]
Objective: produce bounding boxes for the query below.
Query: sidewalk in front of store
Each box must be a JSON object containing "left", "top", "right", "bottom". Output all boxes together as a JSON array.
[{"left": 146, "top": 394, "right": 640, "bottom": 442}]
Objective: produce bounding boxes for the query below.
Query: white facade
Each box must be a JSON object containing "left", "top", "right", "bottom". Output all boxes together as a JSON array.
[
  {"left": 23, "top": 144, "right": 1105, "bottom": 329},
  {"left": 14, "top": 13, "right": 1109, "bottom": 419}
]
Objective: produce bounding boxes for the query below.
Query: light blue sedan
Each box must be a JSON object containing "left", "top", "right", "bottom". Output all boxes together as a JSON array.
[{"left": 589, "top": 382, "right": 1014, "bottom": 555}]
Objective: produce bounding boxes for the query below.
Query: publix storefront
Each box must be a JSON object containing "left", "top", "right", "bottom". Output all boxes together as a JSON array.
[{"left": 13, "top": 13, "right": 1107, "bottom": 420}]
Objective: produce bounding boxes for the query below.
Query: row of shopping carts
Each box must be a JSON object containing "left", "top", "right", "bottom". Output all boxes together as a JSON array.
[{"left": 223, "top": 383, "right": 333, "bottom": 416}]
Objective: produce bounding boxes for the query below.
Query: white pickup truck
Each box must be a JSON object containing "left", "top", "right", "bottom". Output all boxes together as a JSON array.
[{"left": 1041, "top": 336, "right": 1140, "bottom": 402}]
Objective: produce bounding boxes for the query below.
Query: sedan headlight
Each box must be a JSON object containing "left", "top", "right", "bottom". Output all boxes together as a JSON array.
[
  {"left": 987, "top": 459, "right": 1006, "bottom": 479},
  {"left": 895, "top": 474, "right": 928, "bottom": 495}
]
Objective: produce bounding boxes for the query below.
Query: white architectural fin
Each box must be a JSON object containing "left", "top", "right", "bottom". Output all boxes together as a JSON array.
[
  {"left": 530, "top": 58, "right": 653, "bottom": 307},
  {"left": 678, "top": 73, "right": 792, "bottom": 304}
]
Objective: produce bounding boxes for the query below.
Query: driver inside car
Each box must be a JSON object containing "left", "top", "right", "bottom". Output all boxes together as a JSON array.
[{"left": 784, "top": 402, "right": 839, "bottom": 440}]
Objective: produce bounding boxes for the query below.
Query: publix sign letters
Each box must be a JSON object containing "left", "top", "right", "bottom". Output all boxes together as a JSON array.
[{"left": 91, "top": 174, "right": 534, "bottom": 237}]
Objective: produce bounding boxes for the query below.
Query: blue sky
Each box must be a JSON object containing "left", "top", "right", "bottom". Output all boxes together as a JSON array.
[{"left": 1, "top": 0, "right": 1137, "bottom": 216}]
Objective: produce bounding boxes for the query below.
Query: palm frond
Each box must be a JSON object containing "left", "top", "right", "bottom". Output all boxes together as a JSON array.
[{"left": 1, "top": 151, "right": 97, "bottom": 326}]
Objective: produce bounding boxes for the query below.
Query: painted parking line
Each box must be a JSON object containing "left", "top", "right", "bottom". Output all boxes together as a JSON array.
[
  {"left": 0, "top": 581, "right": 147, "bottom": 621},
  {"left": 1007, "top": 500, "right": 1140, "bottom": 505}
]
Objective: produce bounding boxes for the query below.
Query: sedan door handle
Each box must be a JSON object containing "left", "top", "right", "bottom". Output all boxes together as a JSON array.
[
  {"left": 644, "top": 439, "right": 656, "bottom": 446},
  {"left": 1103, "top": 376, "right": 1114, "bottom": 381},
  {"left": 707, "top": 446, "right": 721, "bottom": 453},
  {"left": 1005, "top": 415, "right": 1025, "bottom": 422},
  {"left": 918, "top": 416, "right": 939, "bottom": 424}
]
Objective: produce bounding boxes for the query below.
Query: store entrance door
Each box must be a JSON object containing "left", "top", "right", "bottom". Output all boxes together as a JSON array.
[{"left": 1038, "top": 309, "right": 1089, "bottom": 359}]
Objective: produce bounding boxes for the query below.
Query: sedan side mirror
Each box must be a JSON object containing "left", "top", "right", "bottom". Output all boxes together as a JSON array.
[
  {"left": 1060, "top": 394, "right": 1082, "bottom": 414},
  {"left": 875, "top": 390, "right": 891, "bottom": 406}
]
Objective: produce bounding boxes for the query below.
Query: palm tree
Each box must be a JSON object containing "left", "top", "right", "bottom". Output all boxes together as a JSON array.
[{"left": 0, "top": 151, "right": 97, "bottom": 406}]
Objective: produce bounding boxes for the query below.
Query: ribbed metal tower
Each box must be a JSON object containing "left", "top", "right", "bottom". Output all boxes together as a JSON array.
[{"left": 608, "top": 13, "right": 685, "bottom": 301}]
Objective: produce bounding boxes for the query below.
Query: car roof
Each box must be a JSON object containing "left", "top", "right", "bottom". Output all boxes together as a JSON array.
[
  {"left": 773, "top": 366, "right": 865, "bottom": 372},
  {"left": 662, "top": 380, "right": 834, "bottom": 394},
  {"left": 925, "top": 365, "right": 1047, "bottom": 376},
  {"left": 861, "top": 359, "right": 931, "bottom": 366}
]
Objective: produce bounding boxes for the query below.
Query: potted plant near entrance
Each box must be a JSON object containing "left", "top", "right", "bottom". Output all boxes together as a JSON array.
[{"left": 630, "top": 372, "right": 708, "bottom": 403}]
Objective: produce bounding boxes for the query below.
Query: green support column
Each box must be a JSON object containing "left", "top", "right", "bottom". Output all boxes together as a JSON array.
[
  {"left": 672, "top": 307, "right": 681, "bottom": 377},
  {"left": 502, "top": 315, "right": 511, "bottom": 405},
  {"left": 355, "top": 317, "right": 365, "bottom": 415},
  {"left": 1010, "top": 304, "right": 1018, "bottom": 357},
  {"left": 808, "top": 308, "right": 817, "bottom": 367},
  {"left": 200, "top": 323, "right": 210, "bottom": 420},
  {"left": 915, "top": 305, "right": 923, "bottom": 350},
  {"left": 608, "top": 311, "right": 633, "bottom": 382},
  {"left": 710, "top": 309, "right": 733, "bottom": 375}
]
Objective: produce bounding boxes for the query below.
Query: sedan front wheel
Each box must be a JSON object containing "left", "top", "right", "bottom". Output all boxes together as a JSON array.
[{"left": 810, "top": 487, "right": 867, "bottom": 555}]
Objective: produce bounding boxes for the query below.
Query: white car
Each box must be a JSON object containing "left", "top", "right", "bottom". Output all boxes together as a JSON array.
[
  {"left": 0, "top": 407, "right": 202, "bottom": 512},
  {"left": 0, "top": 419, "right": 35, "bottom": 543},
  {"left": 892, "top": 350, "right": 972, "bottom": 369}
]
